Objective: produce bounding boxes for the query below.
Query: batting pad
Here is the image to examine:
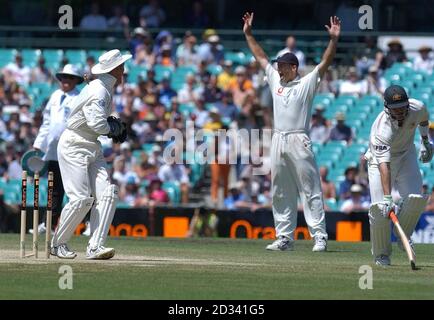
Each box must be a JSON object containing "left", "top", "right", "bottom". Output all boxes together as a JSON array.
[
  {"left": 52, "top": 197, "right": 94, "bottom": 246},
  {"left": 88, "top": 184, "right": 118, "bottom": 249},
  {"left": 394, "top": 194, "right": 428, "bottom": 238},
  {"left": 369, "top": 203, "right": 392, "bottom": 257},
  {"left": 89, "top": 205, "right": 99, "bottom": 236}
]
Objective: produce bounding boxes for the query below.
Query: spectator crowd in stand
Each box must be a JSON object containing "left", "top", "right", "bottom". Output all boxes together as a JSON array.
[{"left": 1, "top": 5, "right": 434, "bottom": 226}]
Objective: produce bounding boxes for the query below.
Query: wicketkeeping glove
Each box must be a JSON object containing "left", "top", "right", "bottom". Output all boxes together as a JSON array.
[
  {"left": 107, "top": 116, "right": 128, "bottom": 144},
  {"left": 419, "top": 138, "right": 433, "bottom": 163}
]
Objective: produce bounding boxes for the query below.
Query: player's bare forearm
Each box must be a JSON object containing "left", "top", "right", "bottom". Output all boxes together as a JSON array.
[
  {"left": 318, "top": 16, "right": 341, "bottom": 77},
  {"left": 242, "top": 12, "right": 268, "bottom": 69},
  {"left": 419, "top": 120, "right": 429, "bottom": 140},
  {"left": 318, "top": 38, "right": 338, "bottom": 77},
  {"left": 244, "top": 34, "right": 268, "bottom": 69},
  {"left": 379, "top": 162, "right": 392, "bottom": 196}
]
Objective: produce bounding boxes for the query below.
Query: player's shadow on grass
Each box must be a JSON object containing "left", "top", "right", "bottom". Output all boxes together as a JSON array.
[
  {"left": 115, "top": 258, "right": 174, "bottom": 262},
  {"left": 414, "top": 265, "right": 434, "bottom": 269},
  {"left": 322, "top": 249, "right": 358, "bottom": 253}
]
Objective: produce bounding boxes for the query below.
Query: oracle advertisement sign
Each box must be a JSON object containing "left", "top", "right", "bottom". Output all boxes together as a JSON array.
[
  {"left": 73, "top": 208, "right": 371, "bottom": 242},
  {"left": 14, "top": 207, "right": 433, "bottom": 243}
]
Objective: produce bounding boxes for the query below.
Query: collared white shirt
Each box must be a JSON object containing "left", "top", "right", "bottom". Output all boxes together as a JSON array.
[
  {"left": 4, "top": 62, "right": 31, "bottom": 85},
  {"left": 33, "top": 88, "right": 80, "bottom": 161},
  {"left": 368, "top": 99, "right": 428, "bottom": 164},
  {"left": 310, "top": 124, "right": 330, "bottom": 144},
  {"left": 67, "top": 73, "right": 116, "bottom": 140},
  {"left": 339, "top": 80, "right": 363, "bottom": 96},
  {"left": 158, "top": 164, "right": 190, "bottom": 184},
  {"left": 413, "top": 55, "right": 434, "bottom": 74},
  {"left": 266, "top": 63, "right": 321, "bottom": 132}
]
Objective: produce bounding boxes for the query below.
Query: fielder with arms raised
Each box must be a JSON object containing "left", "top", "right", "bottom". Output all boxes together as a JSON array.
[
  {"left": 365, "top": 85, "right": 432, "bottom": 266},
  {"left": 50, "top": 50, "right": 130, "bottom": 259},
  {"left": 242, "top": 13, "right": 341, "bottom": 252}
]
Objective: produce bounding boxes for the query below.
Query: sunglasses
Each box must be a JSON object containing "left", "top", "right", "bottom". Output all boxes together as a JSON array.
[{"left": 60, "top": 75, "right": 77, "bottom": 81}]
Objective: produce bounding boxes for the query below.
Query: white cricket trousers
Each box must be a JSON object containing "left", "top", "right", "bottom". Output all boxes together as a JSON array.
[
  {"left": 367, "top": 146, "right": 422, "bottom": 203},
  {"left": 367, "top": 145, "right": 422, "bottom": 257},
  {"left": 271, "top": 131, "right": 327, "bottom": 241},
  {"left": 53, "top": 129, "right": 112, "bottom": 246}
]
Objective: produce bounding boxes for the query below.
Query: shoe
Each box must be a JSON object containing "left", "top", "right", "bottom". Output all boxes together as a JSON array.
[
  {"left": 82, "top": 222, "right": 91, "bottom": 236},
  {"left": 51, "top": 244, "right": 77, "bottom": 259},
  {"left": 266, "top": 236, "right": 293, "bottom": 251},
  {"left": 312, "top": 236, "right": 327, "bottom": 252},
  {"left": 86, "top": 246, "right": 115, "bottom": 260},
  {"left": 397, "top": 237, "right": 414, "bottom": 252},
  {"left": 29, "top": 222, "right": 46, "bottom": 235},
  {"left": 375, "top": 254, "right": 391, "bottom": 266}
]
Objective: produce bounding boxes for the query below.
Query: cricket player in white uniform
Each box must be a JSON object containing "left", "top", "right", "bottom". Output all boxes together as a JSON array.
[
  {"left": 50, "top": 49, "right": 131, "bottom": 259},
  {"left": 32, "top": 64, "right": 83, "bottom": 234},
  {"left": 243, "top": 13, "right": 341, "bottom": 251},
  {"left": 365, "top": 85, "right": 432, "bottom": 266}
]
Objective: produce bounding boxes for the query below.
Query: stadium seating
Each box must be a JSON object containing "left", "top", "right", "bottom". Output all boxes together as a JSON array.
[
  {"left": 42, "top": 49, "right": 63, "bottom": 70},
  {"left": 21, "top": 49, "right": 41, "bottom": 66},
  {"left": 154, "top": 64, "right": 174, "bottom": 82},
  {"left": 171, "top": 65, "right": 197, "bottom": 90},
  {"left": 224, "top": 51, "right": 253, "bottom": 65},
  {"left": 0, "top": 48, "right": 15, "bottom": 67},
  {"left": 87, "top": 50, "right": 106, "bottom": 59},
  {"left": 2, "top": 46, "right": 434, "bottom": 208},
  {"left": 65, "top": 49, "right": 86, "bottom": 65}
]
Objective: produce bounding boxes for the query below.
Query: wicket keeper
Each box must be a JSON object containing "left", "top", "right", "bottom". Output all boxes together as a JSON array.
[{"left": 50, "top": 50, "right": 130, "bottom": 259}]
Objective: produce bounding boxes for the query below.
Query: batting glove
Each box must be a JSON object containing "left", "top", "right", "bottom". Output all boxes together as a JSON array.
[
  {"left": 419, "top": 138, "right": 434, "bottom": 163},
  {"left": 379, "top": 195, "right": 396, "bottom": 219}
]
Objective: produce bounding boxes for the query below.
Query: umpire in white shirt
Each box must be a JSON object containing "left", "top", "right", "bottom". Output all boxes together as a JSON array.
[
  {"left": 33, "top": 64, "right": 83, "bottom": 233},
  {"left": 50, "top": 49, "right": 130, "bottom": 260}
]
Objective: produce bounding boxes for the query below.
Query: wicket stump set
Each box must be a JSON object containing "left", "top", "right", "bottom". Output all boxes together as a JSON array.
[{"left": 20, "top": 170, "right": 54, "bottom": 259}]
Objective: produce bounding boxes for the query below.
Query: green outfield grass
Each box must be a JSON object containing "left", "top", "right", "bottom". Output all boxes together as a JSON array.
[{"left": 0, "top": 234, "right": 433, "bottom": 299}]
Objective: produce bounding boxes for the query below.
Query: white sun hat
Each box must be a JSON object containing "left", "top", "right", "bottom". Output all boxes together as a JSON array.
[
  {"left": 56, "top": 64, "right": 84, "bottom": 83},
  {"left": 91, "top": 49, "right": 132, "bottom": 75}
]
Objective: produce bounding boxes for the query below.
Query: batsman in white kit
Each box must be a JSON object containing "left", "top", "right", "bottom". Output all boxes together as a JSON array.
[
  {"left": 50, "top": 50, "right": 131, "bottom": 259},
  {"left": 243, "top": 13, "right": 341, "bottom": 251},
  {"left": 365, "top": 85, "right": 433, "bottom": 266}
]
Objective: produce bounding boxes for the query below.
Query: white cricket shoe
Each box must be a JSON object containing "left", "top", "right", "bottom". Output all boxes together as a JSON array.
[
  {"left": 266, "top": 236, "right": 294, "bottom": 251},
  {"left": 312, "top": 236, "right": 327, "bottom": 252},
  {"left": 82, "top": 222, "right": 91, "bottom": 236},
  {"left": 86, "top": 246, "right": 115, "bottom": 260},
  {"left": 51, "top": 244, "right": 77, "bottom": 259},
  {"left": 375, "top": 255, "right": 391, "bottom": 266},
  {"left": 29, "top": 222, "right": 46, "bottom": 235}
]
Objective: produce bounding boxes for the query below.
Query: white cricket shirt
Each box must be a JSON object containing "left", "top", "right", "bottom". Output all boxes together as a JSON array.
[
  {"left": 368, "top": 98, "right": 428, "bottom": 164},
  {"left": 33, "top": 88, "right": 80, "bottom": 161},
  {"left": 66, "top": 73, "right": 116, "bottom": 140},
  {"left": 265, "top": 63, "right": 320, "bottom": 132}
]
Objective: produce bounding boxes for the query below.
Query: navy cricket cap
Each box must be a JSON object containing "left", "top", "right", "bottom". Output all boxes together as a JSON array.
[
  {"left": 271, "top": 52, "right": 299, "bottom": 67},
  {"left": 384, "top": 85, "right": 409, "bottom": 108}
]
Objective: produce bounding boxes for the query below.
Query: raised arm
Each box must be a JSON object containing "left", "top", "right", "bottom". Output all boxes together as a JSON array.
[
  {"left": 318, "top": 16, "right": 341, "bottom": 78},
  {"left": 242, "top": 12, "right": 269, "bottom": 70}
]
